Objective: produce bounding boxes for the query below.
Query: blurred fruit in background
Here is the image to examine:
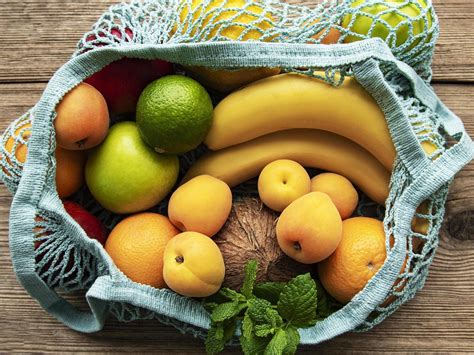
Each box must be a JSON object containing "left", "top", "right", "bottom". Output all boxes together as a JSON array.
[
  {"left": 342, "top": 0, "right": 433, "bottom": 51},
  {"left": 176, "top": 0, "right": 280, "bottom": 92}
]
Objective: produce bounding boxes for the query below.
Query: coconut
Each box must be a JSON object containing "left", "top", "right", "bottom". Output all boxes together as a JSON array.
[{"left": 214, "top": 196, "right": 313, "bottom": 290}]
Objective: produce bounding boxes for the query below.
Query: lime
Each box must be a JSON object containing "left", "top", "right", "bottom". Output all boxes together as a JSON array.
[{"left": 136, "top": 75, "right": 214, "bottom": 155}]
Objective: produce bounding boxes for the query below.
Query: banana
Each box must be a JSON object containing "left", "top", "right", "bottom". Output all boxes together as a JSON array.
[
  {"left": 184, "top": 129, "right": 390, "bottom": 205},
  {"left": 205, "top": 73, "right": 396, "bottom": 171}
]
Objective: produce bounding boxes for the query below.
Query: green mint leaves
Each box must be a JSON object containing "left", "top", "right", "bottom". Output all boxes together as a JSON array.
[
  {"left": 204, "top": 260, "right": 338, "bottom": 355},
  {"left": 241, "top": 259, "right": 258, "bottom": 298},
  {"left": 277, "top": 273, "right": 317, "bottom": 328}
]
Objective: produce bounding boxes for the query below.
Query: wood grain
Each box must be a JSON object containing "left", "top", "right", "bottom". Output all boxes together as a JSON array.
[
  {"left": 0, "top": 0, "right": 473, "bottom": 83},
  {"left": 0, "top": 82, "right": 472, "bottom": 353}
]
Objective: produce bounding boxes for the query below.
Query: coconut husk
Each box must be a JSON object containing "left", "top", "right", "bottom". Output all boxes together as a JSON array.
[{"left": 214, "top": 196, "right": 313, "bottom": 290}]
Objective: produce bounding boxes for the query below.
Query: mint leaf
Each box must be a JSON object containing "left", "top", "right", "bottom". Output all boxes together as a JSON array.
[
  {"left": 241, "top": 312, "right": 270, "bottom": 355},
  {"left": 205, "top": 323, "right": 226, "bottom": 355},
  {"left": 241, "top": 332, "right": 271, "bottom": 355},
  {"left": 254, "top": 323, "right": 275, "bottom": 338},
  {"left": 242, "top": 312, "right": 254, "bottom": 339},
  {"left": 316, "top": 280, "right": 342, "bottom": 320},
  {"left": 241, "top": 260, "right": 258, "bottom": 299},
  {"left": 203, "top": 301, "right": 219, "bottom": 314},
  {"left": 205, "top": 320, "right": 237, "bottom": 355},
  {"left": 253, "top": 282, "right": 285, "bottom": 304},
  {"left": 248, "top": 298, "right": 273, "bottom": 324},
  {"left": 283, "top": 326, "right": 300, "bottom": 355},
  {"left": 218, "top": 288, "right": 242, "bottom": 301},
  {"left": 265, "top": 308, "right": 283, "bottom": 329},
  {"left": 222, "top": 320, "right": 237, "bottom": 345},
  {"left": 204, "top": 287, "right": 242, "bottom": 311},
  {"left": 248, "top": 308, "right": 282, "bottom": 337},
  {"left": 264, "top": 329, "right": 288, "bottom": 355},
  {"left": 211, "top": 301, "right": 246, "bottom": 323},
  {"left": 277, "top": 273, "right": 317, "bottom": 328}
]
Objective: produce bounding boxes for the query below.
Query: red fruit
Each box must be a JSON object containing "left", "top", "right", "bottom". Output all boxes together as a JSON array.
[
  {"left": 63, "top": 201, "right": 108, "bottom": 245},
  {"left": 85, "top": 58, "right": 173, "bottom": 115},
  {"left": 110, "top": 28, "right": 133, "bottom": 41},
  {"left": 85, "top": 27, "right": 133, "bottom": 45},
  {"left": 34, "top": 204, "right": 107, "bottom": 287},
  {"left": 83, "top": 27, "right": 172, "bottom": 115}
]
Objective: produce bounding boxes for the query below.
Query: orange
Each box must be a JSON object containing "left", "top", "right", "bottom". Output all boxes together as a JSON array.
[
  {"left": 3, "top": 121, "right": 31, "bottom": 174},
  {"left": 55, "top": 147, "right": 86, "bottom": 199},
  {"left": 319, "top": 215, "right": 418, "bottom": 306},
  {"left": 105, "top": 213, "right": 180, "bottom": 288},
  {"left": 318, "top": 217, "right": 387, "bottom": 303}
]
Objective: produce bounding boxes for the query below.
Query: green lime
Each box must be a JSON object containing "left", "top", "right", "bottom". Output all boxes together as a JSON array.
[{"left": 136, "top": 75, "right": 214, "bottom": 155}]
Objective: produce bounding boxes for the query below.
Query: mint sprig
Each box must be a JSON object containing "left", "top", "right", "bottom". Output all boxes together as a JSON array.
[
  {"left": 204, "top": 260, "right": 339, "bottom": 355},
  {"left": 277, "top": 273, "right": 317, "bottom": 328}
]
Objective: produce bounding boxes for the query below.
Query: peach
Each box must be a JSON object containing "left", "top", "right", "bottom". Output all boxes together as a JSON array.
[
  {"left": 276, "top": 192, "right": 342, "bottom": 264},
  {"left": 54, "top": 82, "right": 110, "bottom": 150},
  {"left": 310, "top": 173, "right": 359, "bottom": 220},
  {"left": 258, "top": 159, "right": 311, "bottom": 212},
  {"left": 55, "top": 147, "right": 86, "bottom": 199},
  {"left": 163, "top": 232, "right": 225, "bottom": 297},
  {"left": 168, "top": 175, "right": 232, "bottom": 237}
]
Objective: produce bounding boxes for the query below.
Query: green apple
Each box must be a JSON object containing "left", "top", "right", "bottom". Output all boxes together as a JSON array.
[
  {"left": 85, "top": 121, "right": 179, "bottom": 214},
  {"left": 342, "top": 0, "right": 432, "bottom": 50}
]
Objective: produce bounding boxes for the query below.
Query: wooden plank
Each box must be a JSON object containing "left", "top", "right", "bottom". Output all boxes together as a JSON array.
[
  {"left": 0, "top": 0, "right": 472, "bottom": 84},
  {"left": 0, "top": 82, "right": 472, "bottom": 352}
]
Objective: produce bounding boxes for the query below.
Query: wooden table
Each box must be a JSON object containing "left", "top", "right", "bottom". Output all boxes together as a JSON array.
[{"left": 0, "top": 1, "right": 472, "bottom": 353}]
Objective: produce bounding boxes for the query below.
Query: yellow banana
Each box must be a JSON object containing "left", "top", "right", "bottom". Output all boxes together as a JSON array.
[
  {"left": 184, "top": 129, "right": 390, "bottom": 205},
  {"left": 205, "top": 73, "right": 396, "bottom": 171}
]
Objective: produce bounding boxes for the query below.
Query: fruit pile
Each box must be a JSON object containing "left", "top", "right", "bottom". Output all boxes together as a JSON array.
[{"left": 0, "top": 0, "right": 437, "bottom": 354}]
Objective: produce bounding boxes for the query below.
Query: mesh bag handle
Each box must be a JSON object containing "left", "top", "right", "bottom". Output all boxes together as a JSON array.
[{"left": 8, "top": 38, "right": 473, "bottom": 337}]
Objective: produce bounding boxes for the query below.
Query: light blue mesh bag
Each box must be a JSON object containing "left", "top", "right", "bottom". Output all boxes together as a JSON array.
[{"left": 1, "top": 0, "right": 473, "bottom": 349}]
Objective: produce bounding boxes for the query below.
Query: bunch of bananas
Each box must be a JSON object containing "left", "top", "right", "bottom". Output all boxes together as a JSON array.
[{"left": 184, "top": 73, "right": 436, "bottom": 206}]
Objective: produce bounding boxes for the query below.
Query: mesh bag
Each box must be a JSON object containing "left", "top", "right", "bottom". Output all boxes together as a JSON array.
[{"left": 1, "top": 0, "right": 473, "bottom": 346}]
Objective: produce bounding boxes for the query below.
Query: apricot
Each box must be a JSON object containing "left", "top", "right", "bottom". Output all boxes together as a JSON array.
[
  {"left": 0, "top": 119, "right": 85, "bottom": 198},
  {"left": 276, "top": 192, "right": 342, "bottom": 264},
  {"left": 54, "top": 82, "right": 110, "bottom": 150},
  {"left": 55, "top": 146, "right": 86, "bottom": 198},
  {"left": 310, "top": 173, "right": 359, "bottom": 220},
  {"left": 168, "top": 175, "right": 232, "bottom": 237},
  {"left": 308, "top": 20, "right": 342, "bottom": 45},
  {"left": 163, "top": 232, "right": 225, "bottom": 297},
  {"left": 258, "top": 159, "right": 311, "bottom": 212}
]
